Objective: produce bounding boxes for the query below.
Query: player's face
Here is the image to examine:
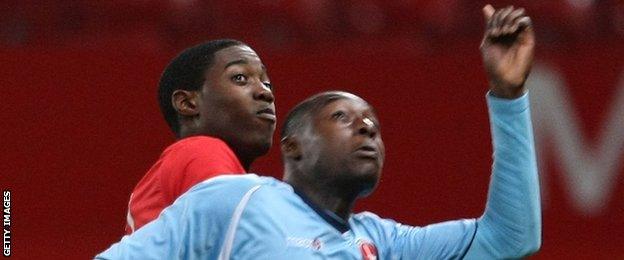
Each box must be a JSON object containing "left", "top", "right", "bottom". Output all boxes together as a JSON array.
[
  {"left": 197, "top": 45, "right": 275, "bottom": 164},
  {"left": 301, "top": 96, "right": 385, "bottom": 196}
]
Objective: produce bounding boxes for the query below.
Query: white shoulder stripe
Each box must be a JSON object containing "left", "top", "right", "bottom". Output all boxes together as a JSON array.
[
  {"left": 218, "top": 184, "right": 262, "bottom": 260},
  {"left": 200, "top": 173, "right": 260, "bottom": 185},
  {"left": 126, "top": 193, "right": 135, "bottom": 233}
]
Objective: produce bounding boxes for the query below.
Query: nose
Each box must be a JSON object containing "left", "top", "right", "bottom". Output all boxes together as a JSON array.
[
  {"left": 253, "top": 82, "right": 274, "bottom": 103},
  {"left": 357, "top": 117, "right": 378, "bottom": 138}
]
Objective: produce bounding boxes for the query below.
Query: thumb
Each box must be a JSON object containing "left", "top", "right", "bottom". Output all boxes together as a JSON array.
[{"left": 482, "top": 4, "right": 495, "bottom": 21}]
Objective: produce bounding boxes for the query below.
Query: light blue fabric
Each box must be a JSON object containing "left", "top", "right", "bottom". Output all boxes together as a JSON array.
[{"left": 97, "top": 92, "right": 540, "bottom": 260}]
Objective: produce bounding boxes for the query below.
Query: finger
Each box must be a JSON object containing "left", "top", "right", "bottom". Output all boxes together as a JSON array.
[
  {"left": 494, "top": 6, "right": 513, "bottom": 37},
  {"left": 482, "top": 4, "right": 495, "bottom": 21},
  {"left": 503, "top": 8, "right": 526, "bottom": 34},
  {"left": 503, "top": 8, "right": 525, "bottom": 34},
  {"left": 509, "top": 16, "right": 533, "bottom": 36},
  {"left": 487, "top": 7, "right": 501, "bottom": 31},
  {"left": 491, "top": 8, "right": 505, "bottom": 37},
  {"left": 496, "top": 6, "right": 514, "bottom": 35},
  {"left": 517, "top": 16, "right": 533, "bottom": 29}
]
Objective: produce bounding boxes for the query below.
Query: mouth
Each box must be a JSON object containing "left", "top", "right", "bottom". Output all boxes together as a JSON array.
[
  {"left": 354, "top": 145, "right": 379, "bottom": 159},
  {"left": 256, "top": 108, "right": 276, "bottom": 122}
]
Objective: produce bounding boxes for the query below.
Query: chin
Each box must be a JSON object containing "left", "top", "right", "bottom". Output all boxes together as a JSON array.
[
  {"left": 250, "top": 138, "right": 272, "bottom": 156},
  {"left": 354, "top": 179, "right": 379, "bottom": 197},
  {"left": 351, "top": 170, "right": 381, "bottom": 197}
]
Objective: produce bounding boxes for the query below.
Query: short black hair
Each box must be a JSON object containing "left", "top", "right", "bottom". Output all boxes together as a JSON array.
[
  {"left": 158, "top": 39, "right": 245, "bottom": 136},
  {"left": 281, "top": 91, "right": 362, "bottom": 140}
]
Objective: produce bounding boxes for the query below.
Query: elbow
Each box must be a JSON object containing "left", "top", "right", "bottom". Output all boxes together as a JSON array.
[
  {"left": 494, "top": 232, "right": 541, "bottom": 259},
  {"left": 519, "top": 229, "right": 542, "bottom": 256},
  {"left": 516, "top": 236, "right": 541, "bottom": 257},
  {"left": 478, "top": 215, "right": 542, "bottom": 258},
  {"left": 512, "top": 223, "right": 542, "bottom": 258},
  {"left": 528, "top": 239, "right": 542, "bottom": 255},
  {"left": 523, "top": 214, "right": 542, "bottom": 255}
]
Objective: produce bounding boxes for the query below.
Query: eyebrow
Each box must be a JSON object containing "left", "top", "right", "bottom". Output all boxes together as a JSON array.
[
  {"left": 223, "top": 59, "right": 267, "bottom": 71},
  {"left": 224, "top": 59, "right": 248, "bottom": 70},
  {"left": 224, "top": 59, "right": 268, "bottom": 72}
]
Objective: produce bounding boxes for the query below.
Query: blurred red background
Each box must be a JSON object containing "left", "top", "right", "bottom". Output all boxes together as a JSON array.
[{"left": 1, "top": 0, "right": 623, "bottom": 259}]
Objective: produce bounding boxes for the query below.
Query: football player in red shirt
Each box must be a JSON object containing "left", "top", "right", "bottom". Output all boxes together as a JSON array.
[{"left": 125, "top": 39, "right": 276, "bottom": 234}]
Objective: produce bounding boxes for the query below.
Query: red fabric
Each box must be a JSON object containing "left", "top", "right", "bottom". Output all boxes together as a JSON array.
[{"left": 124, "top": 136, "right": 245, "bottom": 234}]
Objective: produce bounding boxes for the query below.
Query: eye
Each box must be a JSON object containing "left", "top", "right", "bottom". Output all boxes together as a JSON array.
[
  {"left": 263, "top": 82, "right": 273, "bottom": 90},
  {"left": 331, "top": 111, "right": 351, "bottom": 123},
  {"left": 331, "top": 111, "right": 345, "bottom": 119},
  {"left": 232, "top": 74, "right": 248, "bottom": 84}
]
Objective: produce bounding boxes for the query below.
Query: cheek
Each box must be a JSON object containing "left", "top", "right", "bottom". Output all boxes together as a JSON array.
[
  {"left": 211, "top": 92, "right": 251, "bottom": 118},
  {"left": 315, "top": 140, "right": 343, "bottom": 160}
]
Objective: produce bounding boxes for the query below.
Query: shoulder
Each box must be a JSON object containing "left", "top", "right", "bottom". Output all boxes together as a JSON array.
[
  {"left": 164, "top": 136, "right": 233, "bottom": 156},
  {"left": 188, "top": 174, "right": 267, "bottom": 191},
  {"left": 353, "top": 211, "right": 395, "bottom": 225},
  {"left": 159, "top": 135, "right": 244, "bottom": 175},
  {"left": 351, "top": 211, "right": 437, "bottom": 239},
  {"left": 352, "top": 211, "right": 402, "bottom": 235},
  {"left": 182, "top": 174, "right": 280, "bottom": 201},
  {"left": 170, "top": 174, "right": 282, "bottom": 218},
  {"left": 157, "top": 175, "right": 269, "bottom": 216}
]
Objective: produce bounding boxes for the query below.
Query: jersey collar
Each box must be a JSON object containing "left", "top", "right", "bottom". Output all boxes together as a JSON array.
[{"left": 293, "top": 187, "right": 351, "bottom": 233}]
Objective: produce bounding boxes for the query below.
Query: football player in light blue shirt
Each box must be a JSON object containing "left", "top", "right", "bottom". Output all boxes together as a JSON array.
[{"left": 98, "top": 4, "right": 540, "bottom": 259}]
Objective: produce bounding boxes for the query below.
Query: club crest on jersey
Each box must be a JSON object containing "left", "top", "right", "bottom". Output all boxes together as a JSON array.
[{"left": 357, "top": 239, "right": 378, "bottom": 260}]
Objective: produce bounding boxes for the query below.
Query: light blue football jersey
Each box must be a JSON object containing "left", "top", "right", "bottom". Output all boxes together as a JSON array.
[{"left": 97, "top": 93, "right": 541, "bottom": 259}]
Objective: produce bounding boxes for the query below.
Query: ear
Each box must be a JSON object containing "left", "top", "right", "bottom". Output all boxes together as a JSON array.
[
  {"left": 172, "top": 90, "right": 200, "bottom": 116},
  {"left": 281, "top": 136, "right": 302, "bottom": 161}
]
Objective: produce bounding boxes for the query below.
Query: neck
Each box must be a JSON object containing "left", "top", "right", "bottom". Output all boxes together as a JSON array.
[
  {"left": 285, "top": 171, "right": 359, "bottom": 220},
  {"left": 178, "top": 131, "right": 254, "bottom": 171},
  {"left": 236, "top": 154, "right": 252, "bottom": 171}
]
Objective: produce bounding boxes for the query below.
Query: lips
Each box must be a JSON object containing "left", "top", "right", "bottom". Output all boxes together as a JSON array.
[
  {"left": 256, "top": 108, "right": 276, "bottom": 122},
  {"left": 354, "top": 144, "right": 379, "bottom": 159}
]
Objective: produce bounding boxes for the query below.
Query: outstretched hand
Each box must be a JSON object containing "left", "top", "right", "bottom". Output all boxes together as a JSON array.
[{"left": 481, "top": 5, "right": 535, "bottom": 99}]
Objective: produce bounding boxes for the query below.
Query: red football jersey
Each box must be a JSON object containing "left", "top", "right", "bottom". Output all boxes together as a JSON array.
[{"left": 125, "top": 136, "right": 245, "bottom": 234}]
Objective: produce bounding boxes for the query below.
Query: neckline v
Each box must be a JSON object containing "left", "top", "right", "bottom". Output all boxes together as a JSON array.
[{"left": 292, "top": 187, "right": 351, "bottom": 233}]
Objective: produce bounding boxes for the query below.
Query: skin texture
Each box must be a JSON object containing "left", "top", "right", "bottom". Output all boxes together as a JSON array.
[
  {"left": 283, "top": 94, "right": 385, "bottom": 219},
  {"left": 173, "top": 45, "right": 276, "bottom": 170},
  {"left": 283, "top": 4, "right": 535, "bottom": 221}
]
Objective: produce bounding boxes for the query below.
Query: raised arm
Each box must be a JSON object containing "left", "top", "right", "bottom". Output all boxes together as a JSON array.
[
  {"left": 464, "top": 4, "right": 541, "bottom": 259},
  {"left": 378, "top": 5, "right": 540, "bottom": 259}
]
